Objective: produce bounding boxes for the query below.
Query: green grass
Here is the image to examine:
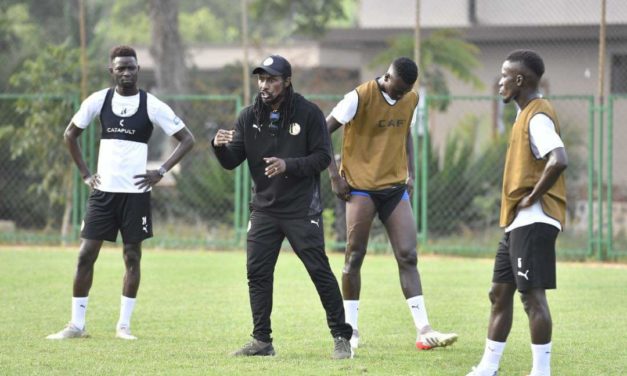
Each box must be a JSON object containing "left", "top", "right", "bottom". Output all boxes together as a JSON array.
[{"left": 1, "top": 246, "right": 626, "bottom": 375}]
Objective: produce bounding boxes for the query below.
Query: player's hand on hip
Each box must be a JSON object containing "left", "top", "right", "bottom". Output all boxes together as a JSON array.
[
  {"left": 406, "top": 176, "right": 414, "bottom": 197},
  {"left": 84, "top": 173, "right": 100, "bottom": 190},
  {"left": 263, "top": 157, "right": 285, "bottom": 178},
  {"left": 133, "top": 170, "right": 162, "bottom": 192},
  {"left": 331, "top": 175, "right": 351, "bottom": 201},
  {"left": 213, "top": 129, "right": 235, "bottom": 146}
]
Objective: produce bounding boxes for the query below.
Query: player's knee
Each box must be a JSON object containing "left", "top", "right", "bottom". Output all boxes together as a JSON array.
[
  {"left": 396, "top": 248, "right": 417, "bottom": 268},
  {"left": 76, "top": 252, "right": 96, "bottom": 268},
  {"left": 520, "top": 292, "right": 542, "bottom": 314},
  {"left": 123, "top": 244, "right": 142, "bottom": 265},
  {"left": 343, "top": 248, "right": 366, "bottom": 274},
  {"left": 488, "top": 287, "right": 497, "bottom": 305}
]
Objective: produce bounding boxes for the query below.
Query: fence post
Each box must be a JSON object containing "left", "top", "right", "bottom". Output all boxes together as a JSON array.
[
  {"left": 606, "top": 95, "right": 614, "bottom": 258},
  {"left": 420, "top": 95, "right": 430, "bottom": 245},
  {"left": 587, "top": 96, "right": 595, "bottom": 257}
]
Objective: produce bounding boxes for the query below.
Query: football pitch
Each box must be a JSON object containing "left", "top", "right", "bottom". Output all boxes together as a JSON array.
[{"left": 1, "top": 246, "right": 625, "bottom": 375}]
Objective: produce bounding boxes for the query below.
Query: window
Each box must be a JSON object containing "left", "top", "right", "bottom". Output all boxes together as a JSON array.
[{"left": 611, "top": 54, "right": 627, "bottom": 94}]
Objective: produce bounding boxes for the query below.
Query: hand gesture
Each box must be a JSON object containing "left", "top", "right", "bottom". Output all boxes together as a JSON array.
[
  {"left": 264, "top": 157, "right": 286, "bottom": 178},
  {"left": 214, "top": 129, "right": 235, "bottom": 147}
]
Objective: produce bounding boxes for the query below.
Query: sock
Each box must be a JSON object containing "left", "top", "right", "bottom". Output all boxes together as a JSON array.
[
  {"left": 71, "top": 296, "right": 89, "bottom": 330},
  {"left": 530, "top": 342, "right": 552, "bottom": 376},
  {"left": 117, "top": 296, "right": 136, "bottom": 329},
  {"left": 478, "top": 339, "right": 506, "bottom": 371},
  {"left": 343, "top": 300, "right": 359, "bottom": 331},
  {"left": 406, "top": 295, "right": 430, "bottom": 334}
]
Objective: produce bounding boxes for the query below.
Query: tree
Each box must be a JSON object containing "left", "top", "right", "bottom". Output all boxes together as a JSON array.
[
  {"left": 249, "top": 0, "right": 347, "bottom": 38},
  {"left": 1, "top": 43, "right": 80, "bottom": 234}
]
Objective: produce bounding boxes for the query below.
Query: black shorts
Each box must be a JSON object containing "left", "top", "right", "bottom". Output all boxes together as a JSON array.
[
  {"left": 350, "top": 185, "right": 409, "bottom": 223},
  {"left": 492, "top": 223, "right": 559, "bottom": 292},
  {"left": 81, "top": 189, "right": 153, "bottom": 243}
]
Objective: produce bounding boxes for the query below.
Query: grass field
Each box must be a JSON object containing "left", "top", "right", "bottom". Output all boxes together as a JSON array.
[{"left": 1, "top": 246, "right": 626, "bottom": 375}]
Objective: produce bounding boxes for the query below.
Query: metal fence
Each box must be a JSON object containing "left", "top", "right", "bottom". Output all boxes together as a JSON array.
[{"left": 0, "top": 93, "right": 624, "bottom": 260}]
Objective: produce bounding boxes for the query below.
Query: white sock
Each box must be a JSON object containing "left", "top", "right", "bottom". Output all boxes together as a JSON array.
[
  {"left": 343, "top": 300, "right": 359, "bottom": 331},
  {"left": 478, "top": 339, "right": 506, "bottom": 371},
  {"left": 71, "top": 296, "right": 88, "bottom": 330},
  {"left": 117, "top": 296, "right": 136, "bottom": 329},
  {"left": 530, "top": 342, "right": 552, "bottom": 376},
  {"left": 407, "top": 295, "right": 430, "bottom": 334}
]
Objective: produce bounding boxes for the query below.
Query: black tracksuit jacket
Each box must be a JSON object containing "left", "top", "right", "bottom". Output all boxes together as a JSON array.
[{"left": 212, "top": 93, "right": 332, "bottom": 218}]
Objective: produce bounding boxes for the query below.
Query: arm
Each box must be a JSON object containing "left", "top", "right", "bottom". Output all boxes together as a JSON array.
[
  {"left": 282, "top": 109, "right": 332, "bottom": 177},
  {"left": 326, "top": 115, "right": 350, "bottom": 200},
  {"left": 405, "top": 128, "right": 415, "bottom": 196},
  {"left": 134, "top": 126, "right": 196, "bottom": 191},
  {"left": 64, "top": 122, "right": 99, "bottom": 188},
  {"left": 211, "top": 113, "right": 247, "bottom": 170},
  {"left": 517, "top": 147, "right": 568, "bottom": 209}
]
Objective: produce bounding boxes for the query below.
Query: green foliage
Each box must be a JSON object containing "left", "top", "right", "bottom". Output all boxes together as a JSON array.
[
  {"left": 168, "top": 156, "right": 236, "bottom": 225},
  {"left": 423, "top": 114, "right": 507, "bottom": 235},
  {"left": 370, "top": 30, "right": 483, "bottom": 111},
  {"left": 250, "top": 0, "right": 347, "bottom": 38},
  {"left": 180, "top": 7, "right": 240, "bottom": 43},
  {"left": 0, "top": 4, "right": 39, "bottom": 90},
  {"left": 2, "top": 43, "right": 80, "bottom": 228},
  {"left": 94, "top": 0, "right": 241, "bottom": 46}
]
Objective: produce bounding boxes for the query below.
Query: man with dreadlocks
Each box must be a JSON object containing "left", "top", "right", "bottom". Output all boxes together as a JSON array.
[
  {"left": 326, "top": 57, "right": 458, "bottom": 351},
  {"left": 212, "top": 55, "right": 353, "bottom": 359}
]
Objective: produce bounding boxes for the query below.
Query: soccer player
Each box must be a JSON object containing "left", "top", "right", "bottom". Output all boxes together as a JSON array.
[
  {"left": 47, "top": 45, "right": 195, "bottom": 340},
  {"left": 212, "top": 55, "right": 353, "bottom": 359},
  {"left": 326, "top": 57, "right": 457, "bottom": 350},
  {"left": 466, "top": 50, "right": 567, "bottom": 376}
]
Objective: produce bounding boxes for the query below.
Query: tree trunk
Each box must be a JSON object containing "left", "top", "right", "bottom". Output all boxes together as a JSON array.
[
  {"left": 148, "top": 0, "right": 188, "bottom": 95},
  {"left": 147, "top": 0, "right": 188, "bottom": 159}
]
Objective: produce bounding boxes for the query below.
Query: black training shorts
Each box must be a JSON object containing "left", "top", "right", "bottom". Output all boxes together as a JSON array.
[
  {"left": 350, "top": 185, "right": 409, "bottom": 223},
  {"left": 492, "top": 223, "right": 559, "bottom": 292},
  {"left": 80, "top": 189, "right": 153, "bottom": 243}
]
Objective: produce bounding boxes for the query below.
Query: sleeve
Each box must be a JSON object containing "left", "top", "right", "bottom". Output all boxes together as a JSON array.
[
  {"left": 147, "top": 94, "right": 186, "bottom": 136},
  {"left": 211, "top": 110, "right": 247, "bottom": 170},
  {"left": 409, "top": 103, "right": 418, "bottom": 128},
  {"left": 329, "top": 90, "right": 358, "bottom": 125},
  {"left": 529, "top": 113, "right": 565, "bottom": 159},
  {"left": 283, "top": 106, "right": 332, "bottom": 177},
  {"left": 71, "top": 89, "right": 107, "bottom": 128}
]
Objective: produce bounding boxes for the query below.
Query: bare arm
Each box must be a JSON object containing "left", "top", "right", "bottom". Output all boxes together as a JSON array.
[
  {"left": 405, "top": 128, "right": 415, "bottom": 196},
  {"left": 134, "top": 126, "right": 195, "bottom": 191},
  {"left": 64, "top": 123, "right": 99, "bottom": 188},
  {"left": 326, "top": 115, "right": 350, "bottom": 200},
  {"left": 518, "top": 147, "right": 568, "bottom": 209}
]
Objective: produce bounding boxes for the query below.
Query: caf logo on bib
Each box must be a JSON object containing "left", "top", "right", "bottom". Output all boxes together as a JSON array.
[{"left": 289, "top": 122, "right": 301, "bottom": 135}]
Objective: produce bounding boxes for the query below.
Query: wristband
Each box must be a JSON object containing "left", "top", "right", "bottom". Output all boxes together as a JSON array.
[{"left": 158, "top": 166, "right": 167, "bottom": 177}]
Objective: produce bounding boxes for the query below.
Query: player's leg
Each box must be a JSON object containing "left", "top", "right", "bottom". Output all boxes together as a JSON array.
[
  {"left": 47, "top": 190, "right": 117, "bottom": 340},
  {"left": 342, "top": 194, "right": 376, "bottom": 348},
  {"left": 115, "top": 192, "right": 152, "bottom": 340},
  {"left": 232, "top": 211, "right": 283, "bottom": 356},
  {"left": 384, "top": 198, "right": 457, "bottom": 349},
  {"left": 115, "top": 242, "right": 141, "bottom": 340},
  {"left": 383, "top": 198, "right": 420, "bottom": 298},
  {"left": 46, "top": 238, "right": 102, "bottom": 340},
  {"left": 514, "top": 223, "right": 558, "bottom": 376},
  {"left": 286, "top": 214, "right": 353, "bottom": 359},
  {"left": 521, "top": 288, "right": 553, "bottom": 376},
  {"left": 467, "top": 234, "right": 517, "bottom": 375}
]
